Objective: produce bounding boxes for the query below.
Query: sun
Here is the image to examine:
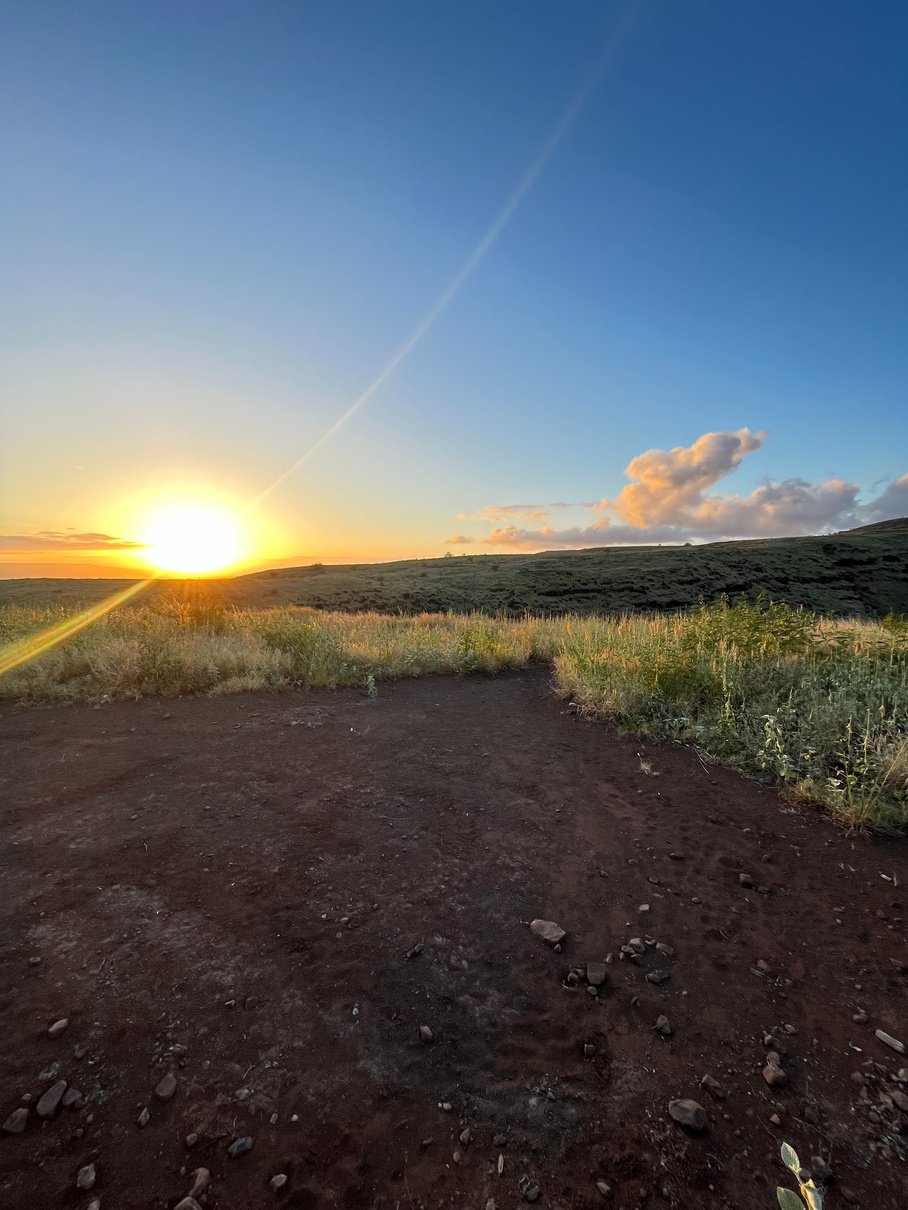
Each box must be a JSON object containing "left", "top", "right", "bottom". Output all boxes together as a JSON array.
[{"left": 143, "top": 503, "right": 242, "bottom": 575}]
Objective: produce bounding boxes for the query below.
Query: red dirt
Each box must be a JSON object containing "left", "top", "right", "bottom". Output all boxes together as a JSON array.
[{"left": 1, "top": 670, "right": 906, "bottom": 1210}]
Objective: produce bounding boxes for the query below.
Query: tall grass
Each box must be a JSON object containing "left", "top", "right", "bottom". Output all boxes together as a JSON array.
[{"left": 1, "top": 598, "right": 905, "bottom": 829}]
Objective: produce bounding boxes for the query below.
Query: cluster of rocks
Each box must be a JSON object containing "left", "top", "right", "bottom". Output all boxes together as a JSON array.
[{"left": 849, "top": 1058, "right": 908, "bottom": 1163}]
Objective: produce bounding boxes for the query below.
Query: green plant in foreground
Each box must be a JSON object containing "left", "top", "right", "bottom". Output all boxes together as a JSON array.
[{"left": 777, "top": 1143, "right": 823, "bottom": 1210}]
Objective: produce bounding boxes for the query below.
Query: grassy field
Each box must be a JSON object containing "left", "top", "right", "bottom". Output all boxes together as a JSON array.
[
  {"left": 1, "top": 597, "right": 905, "bottom": 830},
  {"left": 3, "top": 518, "right": 907, "bottom": 617}
]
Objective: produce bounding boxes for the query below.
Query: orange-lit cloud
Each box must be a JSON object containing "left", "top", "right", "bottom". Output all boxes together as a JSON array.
[
  {"left": 0, "top": 531, "right": 144, "bottom": 552},
  {"left": 456, "top": 429, "right": 907, "bottom": 551}
]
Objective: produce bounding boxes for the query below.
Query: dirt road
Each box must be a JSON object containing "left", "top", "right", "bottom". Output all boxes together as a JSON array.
[{"left": 1, "top": 671, "right": 905, "bottom": 1208}]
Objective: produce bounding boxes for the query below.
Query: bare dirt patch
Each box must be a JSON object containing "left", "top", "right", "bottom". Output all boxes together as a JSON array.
[{"left": 1, "top": 670, "right": 906, "bottom": 1209}]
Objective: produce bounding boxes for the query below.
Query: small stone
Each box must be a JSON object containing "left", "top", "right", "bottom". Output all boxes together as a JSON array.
[
  {"left": 61, "top": 1087, "right": 83, "bottom": 1109},
  {"left": 646, "top": 970, "right": 669, "bottom": 984},
  {"left": 188, "top": 1168, "right": 210, "bottom": 1197},
  {"left": 638, "top": 903, "right": 650, "bottom": 913},
  {"left": 628, "top": 938, "right": 646, "bottom": 954},
  {"left": 583, "top": 1043, "right": 595, "bottom": 1058},
  {"left": 2, "top": 1107, "right": 28, "bottom": 1134},
  {"left": 271, "top": 1174, "right": 288, "bottom": 1191},
  {"left": 699, "top": 1074, "right": 725, "bottom": 1100},
  {"left": 76, "top": 1163, "right": 96, "bottom": 1190},
  {"left": 850, "top": 1071, "right": 864, "bottom": 1085},
  {"left": 530, "top": 919, "right": 566, "bottom": 945},
  {"left": 595, "top": 1180, "right": 612, "bottom": 1199},
  {"left": 668, "top": 1098, "right": 706, "bottom": 1132},
  {"left": 36, "top": 1079, "right": 67, "bottom": 1117},
  {"left": 174, "top": 1200, "right": 202, "bottom": 1210},
  {"left": 137, "top": 1107, "right": 150, "bottom": 1127},
  {"left": 890, "top": 1088, "right": 908, "bottom": 1112},
  {"left": 655, "top": 1015, "right": 672, "bottom": 1037},
  {"left": 763, "top": 1062, "right": 788, "bottom": 1087},
  {"left": 440, "top": 1102, "right": 452, "bottom": 1112},
  {"left": 269, "top": 1112, "right": 278, "bottom": 1125},
  {"left": 28, "top": 956, "right": 41, "bottom": 966},
  {"left": 669, "top": 852, "right": 684, "bottom": 860},
  {"left": 586, "top": 984, "right": 598, "bottom": 997},
  {"left": 875, "top": 1029, "right": 905, "bottom": 1055},
  {"left": 738, "top": 873, "right": 754, "bottom": 888},
  {"left": 769, "top": 1113, "right": 782, "bottom": 1126},
  {"left": 586, "top": 962, "right": 607, "bottom": 987},
  {"left": 811, "top": 1156, "right": 834, "bottom": 1184},
  {"left": 898, "top": 1068, "right": 908, "bottom": 1082},
  {"left": 524, "top": 1186, "right": 540, "bottom": 1203},
  {"left": 853, "top": 1010, "right": 868, "bottom": 1024},
  {"left": 459, "top": 1127, "right": 471, "bottom": 1146},
  {"left": 244, "top": 995, "right": 258, "bottom": 1010},
  {"left": 227, "top": 1135, "right": 254, "bottom": 1158},
  {"left": 47, "top": 1018, "right": 69, "bottom": 1038},
  {"left": 185, "top": 1132, "right": 199, "bottom": 1147},
  {"left": 655, "top": 943, "right": 675, "bottom": 958},
  {"left": 154, "top": 1072, "right": 177, "bottom": 1100},
  {"left": 419, "top": 1025, "right": 434, "bottom": 1044}
]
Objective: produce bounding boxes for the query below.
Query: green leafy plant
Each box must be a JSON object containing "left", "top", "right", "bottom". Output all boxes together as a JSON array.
[{"left": 777, "top": 1143, "right": 823, "bottom": 1210}]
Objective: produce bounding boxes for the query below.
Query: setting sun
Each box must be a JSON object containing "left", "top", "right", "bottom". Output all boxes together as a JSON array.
[{"left": 143, "top": 503, "right": 242, "bottom": 575}]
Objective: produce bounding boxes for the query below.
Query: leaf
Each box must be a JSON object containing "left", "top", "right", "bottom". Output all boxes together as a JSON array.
[
  {"left": 780, "top": 1142, "right": 800, "bottom": 1173},
  {"left": 777, "top": 1189, "right": 806, "bottom": 1210}
]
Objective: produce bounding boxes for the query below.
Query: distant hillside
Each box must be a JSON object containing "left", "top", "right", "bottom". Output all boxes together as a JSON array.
[{"left": 3, "top": 520, "right": 906, "bottom": 618}]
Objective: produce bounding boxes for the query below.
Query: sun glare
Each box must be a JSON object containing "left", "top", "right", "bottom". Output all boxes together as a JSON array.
[{"left": 143, "top": 504, "right": 242, "bottom": 575}]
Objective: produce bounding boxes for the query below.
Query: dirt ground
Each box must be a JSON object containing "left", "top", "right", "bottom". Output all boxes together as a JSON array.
[{"left": 1, "top": 670, "right": 906, "bottom": 1210}]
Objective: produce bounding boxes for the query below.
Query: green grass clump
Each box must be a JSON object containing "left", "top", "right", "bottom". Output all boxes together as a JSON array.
[{"left": 1, "top": 598, "right": 906, "bottom": 830}]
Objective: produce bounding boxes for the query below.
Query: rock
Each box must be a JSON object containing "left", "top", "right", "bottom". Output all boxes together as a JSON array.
[
  {"left": 47, "top": 1018, "right": 69, "bottom": 1038},
  {"left": 271, "top": 1173, "right": 288, "bottom": 1191},
  {"left": 86, "top": 1202, "right": 100, "bottom": 1210},
  {"left": 655, "top": 943, "right": 675, "bottom": 958},
  {"left": 76, "top": 1163, "right": 96, "bottom": 1190},
  {"left": 36, "top": 1080, "right": 67, "bottom": 1117},
  {"left": 243, "top": 996, "right": 258, "bottom": 1010},
  {"left": 898, "top": 1068, "right": 908, "bottom": 1082},
  {"left": 699, "top": 1074, "right": 726, "bottom": 1099},
  {"left": 269, "top": 1112, "right": 278, "bottom": 1125},
  {"left": 137, "top": 1107, "right": 150, "bottom": 1127},
  {"left": 763, "top": 1060, "right": 788, "bottom": 1087},
  {"left": 154, "top": 1073, "right": 177, "bottom": 1100},
  {"left": 583, "top": 1043, "right": 595, "bottom": 1058},
  {"left": 669, "top": 852, "right": 684, "bottom": 860},
  {"left": 638, "top": 904, "right": 650, "bottom": 913},
  {"left": 655, "top": 1015, "right": 672, "bottom": 1037},
  {"left": 646, "top": 970, "right": 669, "bottom": 984},
  {"left": 668, "top": 1098, "right": 706, "bottom": 1132},
  {"left": 227, "top": 1135, "right": 254, "bottom": 1158},
  {"left": 890, "top": 1088, "right": 908, "bottom": 1112},
  {"left": 595, "top": 1180, "right": 612, "bottom": 1199},
  {"left": 62, "top": 1087, "right": 84, "bottom": 1109},
  {"left": 530, "top": 919, "right": 566, "bottom": 945},
  {"left": 188, "top": 1168, "right": 210, "bottom": 1197},
  {"left": 738, "top": 873, "right": 754, "bottom": 888},
  {"left": 586, "top": 985, "right": 598, "bottom": 997},
  {"left": 875, "top": 1029, "right": 905, "bottom": 1055},
  {"left": 459, "top": 1127, "right": 471, "bottom": 1145},
  {"left": 174, "top": 1200, "right": 202, "bottom": 1210},
  {"left": 524, "top": 1186, "right": 540, "bottom": 1203},
  {"left": 811, "top": 1156, "right": 834, "bottom": 1184},
  {"left": 185, "top": 1132, "right": 199, "bottom": 1147},
  {"left": 419, "top": 1025, "right": 434, "bottom": 1044},
  {"left": 627, "top": 938, "right": 646, "bottom": 954},
  {"left": 586, "top": 962, "right": 607, "bottom": 987},
  {"left": 853, "top": 1010, "right": 868, "bottom": 1024},
  {"left": 769, "top": 1113, "right": 782, "bottom": 1125},
  {"left": 2, "top": 1107, "right": 28, "bottom": 1134}
]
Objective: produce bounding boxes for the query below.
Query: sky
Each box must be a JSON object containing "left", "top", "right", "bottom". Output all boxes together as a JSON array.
[{"left": 1, "top": 0, "right": 906, "bottom": 576}]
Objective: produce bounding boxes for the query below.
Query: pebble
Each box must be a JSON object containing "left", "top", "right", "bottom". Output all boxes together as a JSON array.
[
  {"left": 2, "top": 1107, "right": 28, "bottom": 1134},
  {"left": 185, "top": 1132, "right": 199, "bottom": 1147},
  {"left": 271, "top": 1174, "right": 288, "bottom": 1191},
  {"left": 655, "top": 942, "right": 675, "bottom": 958},
  {"left": 891, "top": 1089, "right": 908, "bottom": 1112},
  {"left": 47, "top": 1018, "right": 69, "bottom": 1038},
  {"left": 655, "top": 1015, "right": 672, "bottom": 1037},
  {"left": 586, "top": 962, "right": 607, "bottom": 987},
  {"left": 524, "top": 1186, "right": 540, "bottom": 1203},
  {"left": 188, "top": 1168, "right": 210, "bottom": 1197},
  {"left": 668, "top": 1098, "right": 706, "bottom": 1132},
  {"left": 227, "top": 1135, "right": 254, "bottom": 1158},
  {"left": 769, "top": 1113, "right": 782, "bottom": 1126},
  {"left": 738, "top": 873, "right": 754, "bottom": 888},
  {"left": 699, "top": 1074, "right": 725, "bottom": 1100},
  {"left": 646, "top": 970, "right": 669, "bottom": 984},
  {"left": 596, "top": 1180, "right": 612, "bottom": 1198},
  {"left": 419, "top": 1025, "right": 434, "bottom": 1044},
  {"left": 137, "top": 1107, "right": 150, "bottom": 1128},
  {"left": 583, "top": 1043, "right": 595, "bottom": 1058},
  {"left": 638, "top": 904, "right": 650, "bottom": 913},
  {"left": 875, "top": 1029, "right": 905, "bottom": 1055},
  {"left": 763, "top": 1055, "right": 788, "bottom": 1087},
  {"left": 586, "top": 985, "right": 598, "bottom": 997},
  {"left": 269, "top": 1112, "right": 278, "bottom": 1125},
  {"left": 154, "top": 1073, "right": 177, "bottom": 1100},
  {"left": 76, "top": 1163, "right": 96, "bottom": 1191},
  {"left": 36, "top": 1079, "right": 68, "bottom": 1118},
  {"left": 459, "top": 1127, "right": 471, "bottom": 1146},
  {"left": 530, "top": 919, "right": 566, "bottom": 945},
  {"left": 62, "top": 1087, "right": 84, "bottom": 1109},
  {"left": 853, "top": 1010, "right": 868, "bottom": 1024}
]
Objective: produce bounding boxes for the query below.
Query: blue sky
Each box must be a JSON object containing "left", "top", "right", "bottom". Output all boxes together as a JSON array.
[{"left": 1, "top": 1, "right": 906, "bottom": 571}]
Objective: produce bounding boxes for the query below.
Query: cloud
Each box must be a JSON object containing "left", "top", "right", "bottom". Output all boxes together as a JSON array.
[
  {"left": 0, "top": 531, "right": 144, "bottom": 552},
  {"left": 443, "top": 533, "right": 476, "bottom": 545},
  {"left": 450, "top": 428, "right": 906, "bottom": 551},
  {"left": 460, "top": 502, "right": 593, "bottom": 523}
]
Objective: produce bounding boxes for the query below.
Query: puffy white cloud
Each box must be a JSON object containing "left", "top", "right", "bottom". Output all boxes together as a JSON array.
[{"left": 450, "top": 429, "right": 906, "bottom": 551}]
